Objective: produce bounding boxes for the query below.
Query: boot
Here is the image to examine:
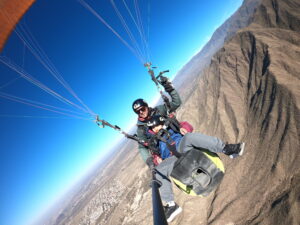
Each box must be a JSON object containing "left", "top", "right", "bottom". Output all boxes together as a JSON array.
[
  {"left": 164, "top": 201, "right": 182, "bottom": 222},
  {"left": 222, "top": 142, "right": 245, "bottom": 159}
]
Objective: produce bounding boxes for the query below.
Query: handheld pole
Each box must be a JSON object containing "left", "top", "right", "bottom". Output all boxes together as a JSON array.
[{"left": 151, "top": 169, "right": 168, "bottom": 225}]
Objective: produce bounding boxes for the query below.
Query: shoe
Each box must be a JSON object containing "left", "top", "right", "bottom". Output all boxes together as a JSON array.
[
  {"left": 222, "top": 142, "right": 245, "bottom": 159},
  {"left": 164, "top": 202, "right": 182, "bottom": 222}
]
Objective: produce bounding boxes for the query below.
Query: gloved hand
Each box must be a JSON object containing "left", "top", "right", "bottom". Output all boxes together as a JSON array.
[
  {"left": 159, "top": 76, "right": 174, "bottom": 93},
  {"left": 146, "top": 157, "right": 155, "bottom": 170}
]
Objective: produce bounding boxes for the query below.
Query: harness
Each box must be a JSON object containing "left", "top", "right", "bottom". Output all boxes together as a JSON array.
[
  {"left": 163, "top": 113, "right": 181, "bottom": 134},
  {"left": 137, "top": 107, "right": 182, "bottom": 156},
  {"left": 146, "top": 121, "right": 226, "bottom": 197}
]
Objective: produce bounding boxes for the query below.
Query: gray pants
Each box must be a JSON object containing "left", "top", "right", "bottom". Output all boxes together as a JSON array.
[{"left": 155, "top": 132, "right": 225, "bottom": 202}]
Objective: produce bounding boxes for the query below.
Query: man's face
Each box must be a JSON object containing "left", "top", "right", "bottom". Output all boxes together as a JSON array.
[{"left": 137, "top": 106, "right": 149, "bottom": 119}]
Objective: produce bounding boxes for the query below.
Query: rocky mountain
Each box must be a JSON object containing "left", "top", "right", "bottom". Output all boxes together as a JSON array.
[
  {"left": 46, "top": 0, "right": 300, "bottom": 224},
  {"left": 173, "top": 0, "right": 261, "bottom": 101}
]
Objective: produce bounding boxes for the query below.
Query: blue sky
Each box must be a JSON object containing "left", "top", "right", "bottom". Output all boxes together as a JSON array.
[{"left": 0, "top": 0, "right": 243, "bottom": 224}]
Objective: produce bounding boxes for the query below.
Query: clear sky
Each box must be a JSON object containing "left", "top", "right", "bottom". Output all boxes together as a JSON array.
[{"left": 0, "top": 0, "right": 243, "bottom": 224}]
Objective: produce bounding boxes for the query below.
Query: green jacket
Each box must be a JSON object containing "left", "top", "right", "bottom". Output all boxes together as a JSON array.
[{"left": 136, "top": 89, "right": 182, "bottom": 162}]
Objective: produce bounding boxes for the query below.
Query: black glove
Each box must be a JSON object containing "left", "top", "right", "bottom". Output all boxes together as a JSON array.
[
  {"left": 159, "top": 76, "right": 174, "bottom": 93},
  {"left": 146, "top": 157, "right": 155, "bottom": 170}
]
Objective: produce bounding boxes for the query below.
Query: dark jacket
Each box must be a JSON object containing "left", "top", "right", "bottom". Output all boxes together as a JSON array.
[{"left": 136, "top": 89, "right": 181, "bottom": 162}]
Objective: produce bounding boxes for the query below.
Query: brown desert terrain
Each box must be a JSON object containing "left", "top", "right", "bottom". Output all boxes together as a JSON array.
[{"left": 44, "top": 0, "right": 300, "bottom": 224}]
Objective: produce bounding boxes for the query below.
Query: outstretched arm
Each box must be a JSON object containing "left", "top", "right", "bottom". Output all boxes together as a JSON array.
[
  {"left": 168, "top": 89, "right": 182, "bottom": 112},
  {"left": 156, "top": 89, "right": 182, "bottom": 115}
]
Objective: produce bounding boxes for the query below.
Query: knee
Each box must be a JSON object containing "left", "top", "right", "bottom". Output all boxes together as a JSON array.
[
  {"left": 182, "top": 133, "right": 193, "bottom": 144},
  {"left": 184, "top": 132, "right": 192, "bottom": 137}
]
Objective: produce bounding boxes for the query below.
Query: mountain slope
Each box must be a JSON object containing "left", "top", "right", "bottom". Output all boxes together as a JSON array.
[
  {"left": 175, "top": 0, "right": 300, "bottom": 223},
  {"left": 173, "top": 0, "right": 260, "bottom": 101},
  {"left": 47, "top": 0, "right": 300, "bottom": 224}
]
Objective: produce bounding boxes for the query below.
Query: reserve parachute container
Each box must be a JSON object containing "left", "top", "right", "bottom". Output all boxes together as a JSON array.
[{"left": 171, "top": 148, "right": 225, "bottom": 197}]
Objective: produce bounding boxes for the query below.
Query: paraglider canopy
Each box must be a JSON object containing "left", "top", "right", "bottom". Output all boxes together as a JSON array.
[{"left": 0, "top": 0, "right": 35, "bottom": 52}]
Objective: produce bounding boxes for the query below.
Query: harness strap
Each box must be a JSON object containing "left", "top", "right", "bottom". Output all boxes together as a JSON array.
[
  {"left": 163, "top": 115, "right": 181, "bottom": 134},
  {"left": 156, "top": 129, "right": 182, "bottom": 158}
]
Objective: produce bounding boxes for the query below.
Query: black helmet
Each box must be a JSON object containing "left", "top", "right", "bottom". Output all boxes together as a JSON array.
[
  {"left": 147, "top": 115, "right": 165, "bottom": 128},
  {"left": 132, "top": 98, "right": 148, "bottom": 113}
]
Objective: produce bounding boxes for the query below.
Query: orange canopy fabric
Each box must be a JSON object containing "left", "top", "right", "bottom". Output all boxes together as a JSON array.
[{"left": 0, "top": 0, "right": 35, "bottom": 51}]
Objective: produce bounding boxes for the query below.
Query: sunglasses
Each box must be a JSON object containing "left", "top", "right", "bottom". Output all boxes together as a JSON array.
[{"left": 137, "top": 106, "right": 147, "bottom": 114}]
